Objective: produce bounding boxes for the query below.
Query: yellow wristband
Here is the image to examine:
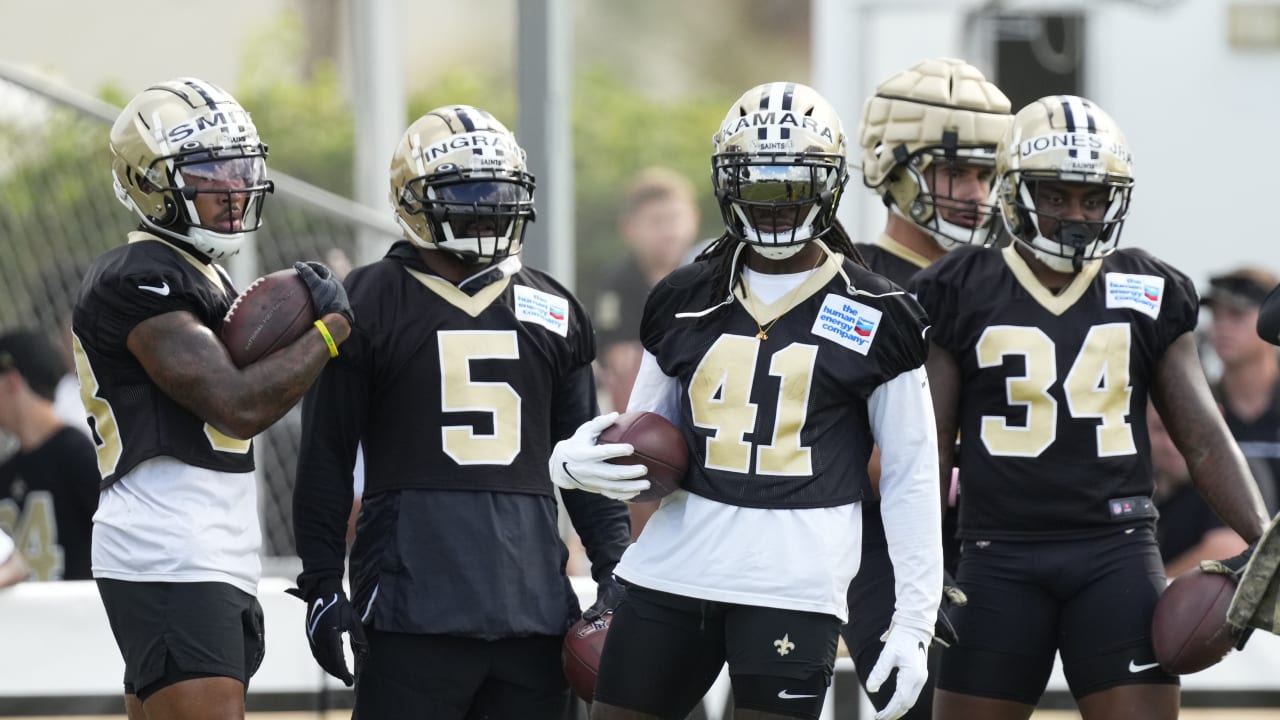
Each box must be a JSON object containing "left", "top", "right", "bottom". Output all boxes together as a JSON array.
[{"left": 314, "top": 319, "right": 339, "bottom": 358}]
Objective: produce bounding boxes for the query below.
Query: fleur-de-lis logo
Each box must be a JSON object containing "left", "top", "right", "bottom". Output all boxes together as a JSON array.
[{"left": 774, "top": 634, "right": 795, "bottom": 656}]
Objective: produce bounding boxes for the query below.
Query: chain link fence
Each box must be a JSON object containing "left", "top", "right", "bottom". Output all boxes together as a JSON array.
[{"left": 0, "top": 66, "right": 399, "bottom": 561}]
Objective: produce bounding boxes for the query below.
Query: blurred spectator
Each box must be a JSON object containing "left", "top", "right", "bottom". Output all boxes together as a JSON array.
[
  {"left": 1205, "top": 267, "right": 1280, "bottom": 514},
  {"left": 0, "top": 529, "right": 27, "bottom": 588},
  {"left": 1150, "top": 401, "right": 1247, "bottom": 577},
  {"left": 590, "top": 167, "right": 700, "bottom": 414},
  {"left": 0, "top": 330, "right": 99, "bottom": 580}
]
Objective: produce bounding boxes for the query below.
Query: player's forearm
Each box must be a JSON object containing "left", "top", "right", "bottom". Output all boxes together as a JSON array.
[
  {"left": 1154, "top": 333, "right": 1269, "bottom": 543},
  {"left": 562, "top": 488, "right": 631, "bottom": 581},
  {"left": 871, "top": 368, "right": 944, "bottom": 631},
  {"left": 925, "top": 343, "right": 960, "bottom": 511},
  {"left": 131, "top": 311, "right": 349, "bottom": 440},
  {"left": 294, "top": 373, "right": 364, "bottom": 583},
  {"left": 1185, "top": 443, "right": 1268, "bottom": 544},
  {"left": 221, "top": 314, "right": 351, "bottom": 437}
]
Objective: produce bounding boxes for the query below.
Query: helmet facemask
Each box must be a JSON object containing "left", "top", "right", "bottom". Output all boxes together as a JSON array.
[
  {"left": 161, "top": 152, "right": 271, "bottom": 257},
  {"left": 994, "top": 95, "right": 1136, "bottom": 274},
  {"left": 390, "top": 110, "right": 537, "bottom": 267},
  {"left": 397, "top": 167, "right": 535, "bottom": 264},
  {"left": 1005, "top": 174, "right": 1132, "bottom": 273},
  {"left": 713, "top": 151, "right": 846, "bottom": 259},
  {"left": 890, "top": 145, "right": 1001, "bottom": 250}
]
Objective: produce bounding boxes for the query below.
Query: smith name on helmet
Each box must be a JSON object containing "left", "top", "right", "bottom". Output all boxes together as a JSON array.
[{"left": 165, "top": 109, "right": 256, "bottom": 144}]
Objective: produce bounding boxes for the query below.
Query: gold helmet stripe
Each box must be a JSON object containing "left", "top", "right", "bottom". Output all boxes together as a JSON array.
[{"left": 1057, "top": 95, "right": 1100, "bottom": 160}]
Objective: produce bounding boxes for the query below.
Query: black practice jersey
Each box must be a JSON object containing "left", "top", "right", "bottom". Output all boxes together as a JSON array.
[
  {"left": 72, "top": 232, "right": 252, "bottom": 487},
  {"left": 853, "top": 234, "right": 931, "bottom": 289},
  {"left": 321, "top": 244, "right": 595, "bottom": 498},
  {"left": 912, "top": 245, "right": 1198, "bottom": 539},
  {"left": 641, "top": 250, "right": 929, "bottom": 509},
  {"left": 0, "top": 428, "right": 99, "bottom": 580},
  {"left": 294, "top": 243, "right": 630, "bottom": 637}
]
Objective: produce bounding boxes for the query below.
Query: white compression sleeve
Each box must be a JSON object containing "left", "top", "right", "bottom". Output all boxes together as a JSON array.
[
  {"left": 869, "top": 366, "right": 943, "bottom": 635},
  {"left": 625, "top": 351, "right": 681, "bottom": 423}
]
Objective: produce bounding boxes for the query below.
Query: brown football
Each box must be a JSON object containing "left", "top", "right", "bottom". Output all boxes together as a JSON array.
[
  {"left": 220, "top": 269, "right": 315, "bottom": 368},
  {"left": 1151, "top": 567, "right": 1240, "bottom": 674},
  {"left": 598, "top": 411, "right": 689, "bottom": 503},
  {"left": 563, "top": 612, "right": 612, "bottom": 702}
]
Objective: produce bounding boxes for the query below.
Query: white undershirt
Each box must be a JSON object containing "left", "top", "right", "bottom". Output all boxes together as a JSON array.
[
  {"left": 92, "top": 456, "right": 261, "bottom": 595},
  {"left": 616, "top": 270, "right": 942, "bottom": 629}
]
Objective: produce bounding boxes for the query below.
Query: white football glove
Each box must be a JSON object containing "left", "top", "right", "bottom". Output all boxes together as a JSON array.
[
  {"left": 549, "top": 412, "right": 650, "bottom": 501},
  {"left": 866, "top": 622, "right": 932, "bottom": 720}
]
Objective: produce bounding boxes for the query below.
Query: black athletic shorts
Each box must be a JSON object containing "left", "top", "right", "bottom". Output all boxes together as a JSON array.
[
  {"left": 937, "top": 527, "right": 1178, "bottom": 705},
  {"left": 96, "top": 579, "right": 264, "bottom": 700},
  {"left": 352, "top": 629, "right": 569, "bottom": 720},
  {"left": 594, "top": 583, "right": 840, "bottom": 720}
]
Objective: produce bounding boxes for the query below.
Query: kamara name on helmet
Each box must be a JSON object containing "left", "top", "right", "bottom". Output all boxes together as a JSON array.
[{"left": 717, "top": 111, "right": 836, "bottom": 143}]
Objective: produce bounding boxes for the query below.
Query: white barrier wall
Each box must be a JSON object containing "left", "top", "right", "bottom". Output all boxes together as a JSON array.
[{"left": 3, "top": 578, "right": 1280, "bottom": 716}]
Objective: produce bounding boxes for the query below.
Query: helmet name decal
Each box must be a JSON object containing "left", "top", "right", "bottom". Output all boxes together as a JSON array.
[
  {"left": 1019, "top": 132, "right": 1131, "bottom": 164},
  {"left": 420, "top": 132, "right": 513, "bottom": 164},
  {"left": 166, "top": 110, "right": 255, "bottom": 144},
  {"left": 718, "top": 112, "right": 835, "bottom": 143}
]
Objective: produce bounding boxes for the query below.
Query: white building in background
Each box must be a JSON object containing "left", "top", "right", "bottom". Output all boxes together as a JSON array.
[{"left": 816, "top": 0, "right": 1280, "bottom": 285}]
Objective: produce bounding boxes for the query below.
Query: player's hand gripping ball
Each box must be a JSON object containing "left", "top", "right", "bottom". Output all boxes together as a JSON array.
[
  {"left": 598, "top": 411, "right": 689, "bottom": 503},
  {"left": 220, "top": 269, "right": 316, "bottom": 368}
]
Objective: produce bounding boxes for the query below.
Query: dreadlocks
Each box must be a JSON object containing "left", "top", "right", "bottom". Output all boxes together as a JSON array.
[{"left": 694, "top": 220, "right": 869, "bottom": 309}]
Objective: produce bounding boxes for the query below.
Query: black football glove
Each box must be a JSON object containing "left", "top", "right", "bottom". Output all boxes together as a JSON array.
[
  {"left": 294, "top": 261, "right": 354, "bottom": 324},
  {"left": 1201, "top": 543, "right": 1257, "bottom": 650},
  {"left": 584, "top": 576, "right": 625, "bottom": 622},
  {"left": 933, "top": 571, "right": 968, "bottom": 649},
  {"left": 285, "top": 581, "right": 368, "bottom": 686}
]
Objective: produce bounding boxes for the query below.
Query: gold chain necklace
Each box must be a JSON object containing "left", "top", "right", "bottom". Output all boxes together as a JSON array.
[{"left": 744, "top": 254, "right": 823, "bottom": 341}]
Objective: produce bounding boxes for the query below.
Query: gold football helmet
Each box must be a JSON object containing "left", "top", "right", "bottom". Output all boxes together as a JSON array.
[
  {"left": 110, "top": 78, "right": 271, "bottom": 259},
  {"left": 711, "top": 82, "right": 848, "bottom": 259},
  {"left": 389, "top": 106, "right": 536, "bottom": 264},
  {"left": 995, "top": 95, "right": 1134, "bottom": 272},
  {"left": 858, "top": 58, "right": 1012, "bottom": 249}
]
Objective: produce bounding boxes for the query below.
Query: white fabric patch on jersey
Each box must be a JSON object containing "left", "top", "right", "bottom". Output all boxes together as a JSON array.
[
  {"left": 811, "top": 293, "right": 882, "bottom": 356},
  {"left": 513, "top": 285, "right": 569, "bottom": 337},
  {"left": 1104, "top": 273, "right": 1164, "bottom": 320}
]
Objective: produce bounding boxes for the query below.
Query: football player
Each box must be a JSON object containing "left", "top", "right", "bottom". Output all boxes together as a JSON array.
[
  {"left": 913, "top": 95, "right": 1269, "bottom": 720},
  {"left": 846, "top": 57, "right": 1012, "bottom": 720},
  {"left": 74, "top": 78, "right": 353, "bottom": 720},
  {"left": 290, "top": 106, "right": 631, "bottom": 719},
  {"left": 551, "top": 83, "right": 943, "bottom": 720}
]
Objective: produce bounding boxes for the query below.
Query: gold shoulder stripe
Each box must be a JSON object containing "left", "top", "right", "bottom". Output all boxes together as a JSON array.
[
  {"left": 127, "top": 231, "right": 225, "bottom": 292},
  {"left": 404, "top": 266, "right": 510, "bottom": 317},
  {"left": 734, "top": 249, "right": 842, "bottom": 327},
  {"left": 1001, "top": 244, "right": 1101, "bottom": 316},
  {"left": 874, "top": 233, "right": 931, "bottom": 269}
]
